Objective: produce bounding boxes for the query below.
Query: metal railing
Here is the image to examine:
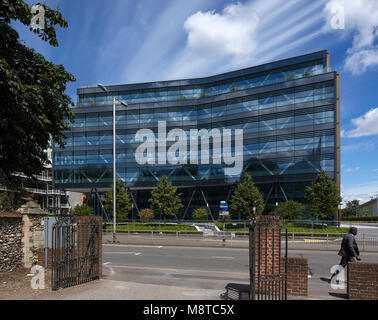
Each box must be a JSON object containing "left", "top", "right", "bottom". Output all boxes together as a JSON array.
[
  {"left": 25, "top": 187, "right": 65, "bottom": 195},
  {"left": 102, "top": 227, "right": 378, "bottom": 251}
]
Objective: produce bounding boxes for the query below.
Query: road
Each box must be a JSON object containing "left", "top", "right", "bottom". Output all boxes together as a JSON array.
[
  {"left": 340, "top": 223, "right": 378, "bottom": 238},
  {"left": 4, "top": 244, "right": 377, "bottom": 300},
  {"left": 102, "top": 244, "right": 378, "bottom": 297}
]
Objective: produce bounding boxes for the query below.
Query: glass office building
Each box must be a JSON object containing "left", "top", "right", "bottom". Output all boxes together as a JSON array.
[{"left": 53, "top": 50, "right": 340, "bottom": 218}]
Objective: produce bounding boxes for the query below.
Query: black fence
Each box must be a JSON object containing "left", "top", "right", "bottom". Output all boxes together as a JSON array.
[{"left": 51, "top": 219, "right": 101, "bottom": 290}]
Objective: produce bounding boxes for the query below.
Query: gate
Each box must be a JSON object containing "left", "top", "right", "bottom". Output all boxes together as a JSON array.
[
  {"left": 250, "top": 218, "right": 288, "bottom": 300},
  {"left": 51, "top": 217, "right": 101, "bottom": 290}
]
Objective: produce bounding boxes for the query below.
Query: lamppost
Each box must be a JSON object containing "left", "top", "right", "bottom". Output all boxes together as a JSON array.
[
  {"left": 249, "top": 205, "right": 256, "bottom": 300},
  {"left": 98, "top": 84, "right": 128, "bottom": 243}
]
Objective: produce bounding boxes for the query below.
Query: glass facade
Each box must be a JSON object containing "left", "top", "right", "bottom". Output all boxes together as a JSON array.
[{"left": 54, "top": 50, "right": 340, "bottom": 217}]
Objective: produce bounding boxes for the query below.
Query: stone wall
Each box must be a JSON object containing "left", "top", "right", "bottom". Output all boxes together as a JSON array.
[
  {"left": 1, "top": 201, "right": 47, "bottom": 272},
  {"left": 0, "top": 215, "right": 23, "bottom": 272}
]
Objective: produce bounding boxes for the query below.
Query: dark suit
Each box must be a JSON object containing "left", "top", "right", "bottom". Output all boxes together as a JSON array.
[{"left": 338, "top": 233, "right": 359, "bottom": 267}]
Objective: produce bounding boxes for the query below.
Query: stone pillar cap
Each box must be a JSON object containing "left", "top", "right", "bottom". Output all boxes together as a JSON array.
[{"left": 17, "top": 201, "right": 47, "bottom": 216}]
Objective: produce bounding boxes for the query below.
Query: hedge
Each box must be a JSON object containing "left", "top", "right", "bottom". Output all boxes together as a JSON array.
[{"left": 342, "top": 216, "right": 378, "bottom": 222}]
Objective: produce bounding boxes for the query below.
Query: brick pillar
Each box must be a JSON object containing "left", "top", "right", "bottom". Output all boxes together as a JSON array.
[{"left": 255, "top": 215, "right": 281, "bottom": 276}]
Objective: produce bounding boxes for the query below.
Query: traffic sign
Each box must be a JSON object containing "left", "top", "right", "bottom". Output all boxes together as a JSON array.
[{"left": 219, "top": 201, "right": 228, "bottom": 211}]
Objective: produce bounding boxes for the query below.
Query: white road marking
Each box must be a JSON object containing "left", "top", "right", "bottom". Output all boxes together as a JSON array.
[
  {"left": 104, "top": 251, "right": 141, "bottom": 256},
  {"left": 211, "top": 256, "right": 235, "bottom": 259},
  {"left": 103, "top": 262, "right": 111, "bottom": 265}
]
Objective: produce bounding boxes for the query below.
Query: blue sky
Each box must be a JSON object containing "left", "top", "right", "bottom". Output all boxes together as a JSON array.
[{"left": 14, "top": 0, "right": 378, "bottom": 205}]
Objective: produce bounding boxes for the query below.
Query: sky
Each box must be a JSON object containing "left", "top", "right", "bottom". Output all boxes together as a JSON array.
[{"left": 14, "top": 0, "right": 378, "bottom": 206}]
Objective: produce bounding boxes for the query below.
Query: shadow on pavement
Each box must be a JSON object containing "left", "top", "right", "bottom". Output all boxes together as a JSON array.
[
  {"left": 320, "top": 277, "right": 330, "bottom": 283},
  {"left": 328, "top": 292, "right": 347, "bottom": 299}
]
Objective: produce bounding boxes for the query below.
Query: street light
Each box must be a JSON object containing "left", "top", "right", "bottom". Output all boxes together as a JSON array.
[
  {"left": 98, "top": 84, "right": 128, "bottom": 243},
  {"left": 338, "top": 204, "right": 342, "bottom": 227}
]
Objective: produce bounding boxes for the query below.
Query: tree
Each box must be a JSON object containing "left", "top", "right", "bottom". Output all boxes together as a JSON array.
[
  {"left": 192, "top": 207, "right": 207, "bottom": 220},
  {"left": 103, "top": 178, "right": 132, "bottom": 220},
  {"left": 71, "top": 204, "right": 93, "bottom": 218},
  {"left": 304, "top": 171, "right": 342, "bottom": 220},
  {"left": 275, "top": 200, "right": 303, "bottom": 221},
  {"left": 0, "top": 1, "right": 76, "bottom": 186},
  {"left": 229, "top": 173, "right": 264, "bottom": 219},
  {"left": 342, "top": 199, "right": 360, "bottom": 217},
  {"left": 148, "top": 175, "right": 183, "bottom": 224},
  {"left": 139, "top": 208, "right": 154, "bottom": 222}
]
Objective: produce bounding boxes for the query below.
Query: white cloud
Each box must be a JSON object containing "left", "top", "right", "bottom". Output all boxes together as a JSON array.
[
  {"left": 324, "top": 0, "right": 378, "bottom": 74},
  {"left": 164, "top": 0, "right": 326, "bottom": 79},
  {"left": 344, "top": 47, "right": 378, "bottom": 75},
  {"left": 342, "top": 180, "right": 378, "bottom": 205},
  {"left": 343, "top": 108, "right": 378, "bottom": 138},
  {"left": 183, "top": 2, "right": 260, "bottom": 63},
  {"left": 345, "top": 167, "right": 360, "bottom": 173}
]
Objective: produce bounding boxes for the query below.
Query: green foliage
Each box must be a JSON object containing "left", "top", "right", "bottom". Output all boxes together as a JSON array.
[
  {"left": 285, "top": 74, "right": 295, "bottom": 81},
  {"left": 103, "top": 178, "right": 132, "bottom": 220},
  {"left": 229, "top": 173, "right": 264, "bottom": 219},
  {"left": 304, "top": 171, "right": 342, "bottom": 219},
  {"left": 71, "top": 204, "right": 93, "bottom": 218},
  {"left": 200, "top": 91, "right": 208, "bottom": 98},
  {"left": 0, "top": 1, "right": 76, "bottom": 186},
  {"left": 342, "top": 199, "right": 360, "bottom": 217},
  {"left": 275, "top": 200, "right": 303, "bottom": 220},
  {"left": 342, "top": 216, "right": 378, "bottom": 222},
  {"left": 148, "top": 176, "right": 183, "bottom": 223},
  {"left": 139, "top": 208, "right": 154, "bottom": 221},
  {"left": 229, "top": 84, "right": 239, "bottom": 93},
  {"left": 192, "top": 207, "right": 207, "bottom": 220},
  {"left": 302, "top": 70, "right": 313, "bottom": 77}
]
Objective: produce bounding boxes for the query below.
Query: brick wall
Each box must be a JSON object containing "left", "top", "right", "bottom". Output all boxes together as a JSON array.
[
  {"left": 281, "top": 257, "right": 308, "bottom": 296},
  {"left": 36, "top": 216, "right": 103, "bottom": 278},
  {"left": 348, "top": 262, "right": 378, "bottom": 300}
]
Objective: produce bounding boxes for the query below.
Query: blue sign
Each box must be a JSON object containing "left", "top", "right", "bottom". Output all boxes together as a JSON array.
[{"left": 219, "top": 201, "right": 228, "bottom": 211}]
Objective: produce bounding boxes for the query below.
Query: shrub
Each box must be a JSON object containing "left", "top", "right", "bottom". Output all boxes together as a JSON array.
[
  {"left": 139, "top": 208, "right": 154, "bottom": 221},
  {"left": 72, "top": 204, "right": 93, "bottom": 217},
  {"left": 192, "top": 207, "right": 207, "bottom": 220},
  {"left": 342, "top": 216, "right": 378, "bottom": 222}
]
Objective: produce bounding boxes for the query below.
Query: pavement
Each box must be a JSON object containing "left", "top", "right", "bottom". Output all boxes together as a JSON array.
[{"left": 2, "top": 245, "right": 377, "bottom": 300}]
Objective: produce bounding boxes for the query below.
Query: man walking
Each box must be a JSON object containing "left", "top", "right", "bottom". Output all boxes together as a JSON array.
[{"left": 331, "top": 227, "right": 361, "bottom": 281}]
